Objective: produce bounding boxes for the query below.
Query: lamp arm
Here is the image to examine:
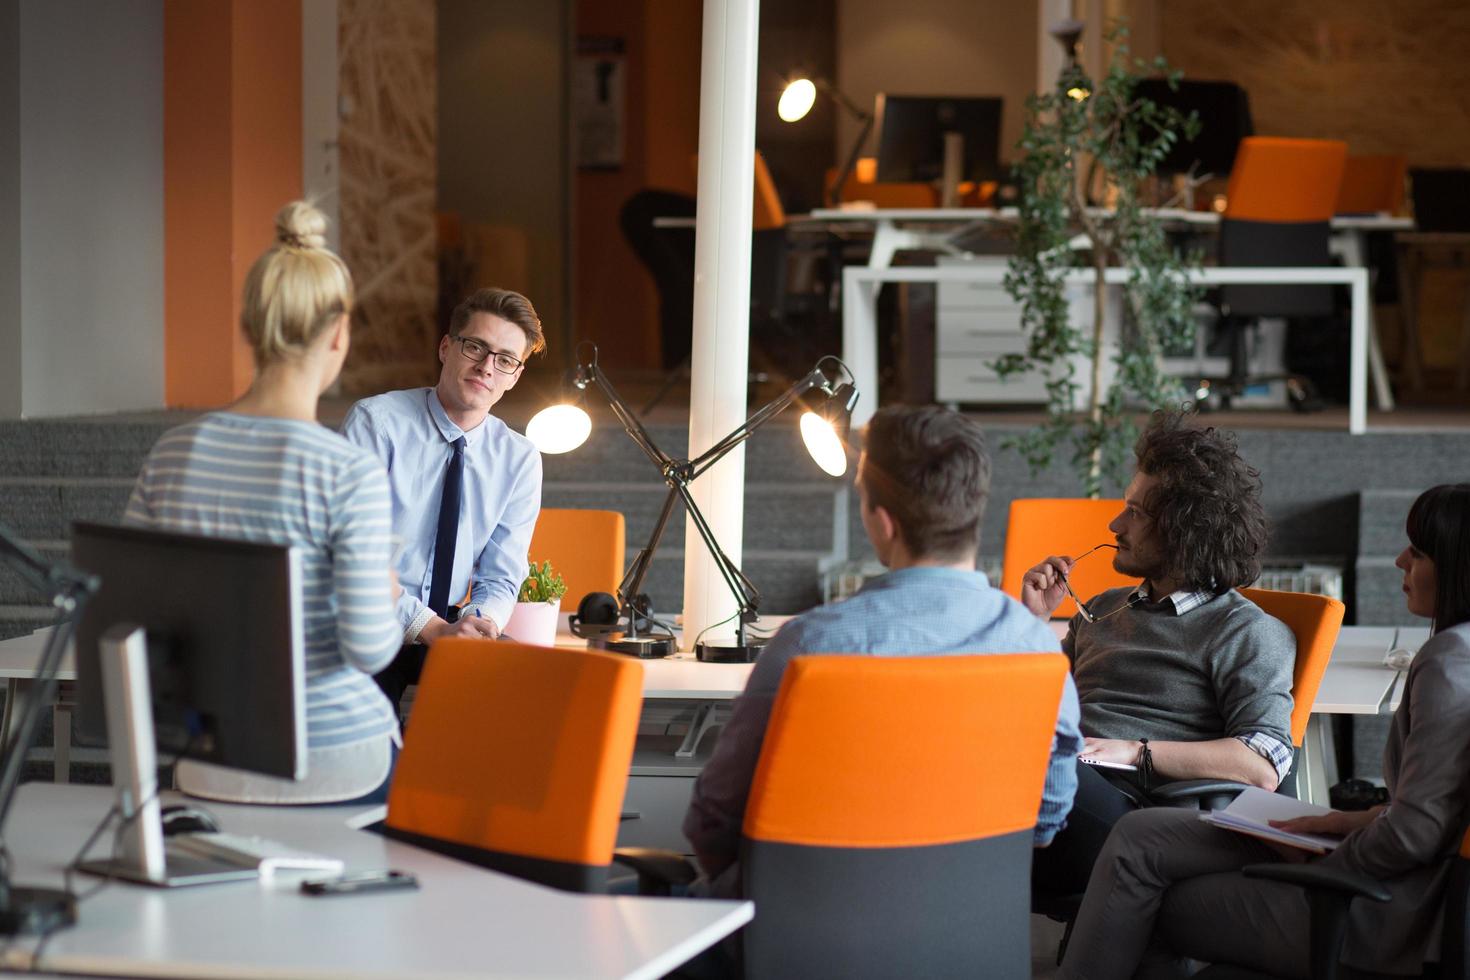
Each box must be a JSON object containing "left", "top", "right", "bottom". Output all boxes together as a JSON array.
[
  {"left": 817, "top": 80, "right": 869, "bottom": 122},
  {"left": 675, "top": 480, "right": 761, "bottom": 619},
  {"left": 615, "top": 484, "right": 683, "bottom": 629},
  {"left": 586, "top": 365, "right": 676, "bottom": 473},
  {"left": 829, "top": 112, "right": 874, "bottom": 208},
  {"left": 688, "top": 368, "right": 827, "bottom": 481}
]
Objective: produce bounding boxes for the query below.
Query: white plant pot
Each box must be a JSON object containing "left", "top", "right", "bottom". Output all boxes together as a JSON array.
[{"left": 504, "top": 599, "right": 561, "bottom": 647}]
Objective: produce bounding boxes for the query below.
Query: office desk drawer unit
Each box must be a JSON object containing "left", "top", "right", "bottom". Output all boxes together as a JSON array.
[
  {"left": 620, "top": 735, "right": 714, "bottom": 853},
  {"left": 935, "top": 259, "right": 1046, "bottom": 404}
]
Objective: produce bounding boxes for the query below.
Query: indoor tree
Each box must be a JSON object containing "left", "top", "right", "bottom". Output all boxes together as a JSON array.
[{"left": 996, "top": 21, "right": 1202, "bottom": 497}]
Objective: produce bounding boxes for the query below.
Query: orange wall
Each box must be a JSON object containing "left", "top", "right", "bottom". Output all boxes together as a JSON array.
[
  {"left": 573, "top": 0, "right": 701, "bottom": 372},
  {"left": 164, "top": 0, "right": 303, "bottom": 407}
]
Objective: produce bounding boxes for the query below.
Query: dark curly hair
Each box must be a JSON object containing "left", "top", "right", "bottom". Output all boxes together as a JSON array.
[
  {"left": 1406, "top": 484, "right": 1470, "bottom": 634},
  {"left": 1133, "top": 411, "right": 1267, "bottom": 593},
  {"left": 859, "top": 405, "right": 991, "bottom": 562}
]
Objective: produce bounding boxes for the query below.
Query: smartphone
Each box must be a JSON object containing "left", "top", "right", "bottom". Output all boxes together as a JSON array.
[{"left": 301, "top": 869, "right": 419, "bottom": 896}]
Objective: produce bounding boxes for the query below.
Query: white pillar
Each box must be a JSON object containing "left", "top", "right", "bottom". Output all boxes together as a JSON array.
[{"left": 682, "top": 0, "right": 760, "bottom": 650}]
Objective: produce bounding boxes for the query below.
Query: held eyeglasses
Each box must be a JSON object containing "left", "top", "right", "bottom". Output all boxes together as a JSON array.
[
  {"left": 1062, "top": 543, "right": 1140, "bottom": 624},
  {"left": 451, "top": 335, "right": 524, "bottom": 374}
]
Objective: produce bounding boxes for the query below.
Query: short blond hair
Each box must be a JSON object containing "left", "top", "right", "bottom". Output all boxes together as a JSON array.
[{"left": 239, "top": 201, "right": 354, "bottom": 365}]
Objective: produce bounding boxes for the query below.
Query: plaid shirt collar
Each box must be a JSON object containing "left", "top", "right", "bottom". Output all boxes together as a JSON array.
[{"left": 1129, "top": 584, "right": 1215, "bottom": 616}]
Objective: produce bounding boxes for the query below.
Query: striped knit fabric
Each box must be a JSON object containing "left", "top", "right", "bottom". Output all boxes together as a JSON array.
[{"left": 124, "top": 412, "right": 401, "bottom": 749}]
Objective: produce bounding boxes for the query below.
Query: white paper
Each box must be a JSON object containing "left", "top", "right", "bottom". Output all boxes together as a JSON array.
[{"left": 1199, "top": 786, "right": 1342, "bottom": 852}]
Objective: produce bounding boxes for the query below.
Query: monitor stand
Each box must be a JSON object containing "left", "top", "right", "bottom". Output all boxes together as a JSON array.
[
  {"left": 75, "top": 625, "right": 258, "bottom": 888},
  {"left": 940, "top": 131, "right": 964, "bottom": 208}
]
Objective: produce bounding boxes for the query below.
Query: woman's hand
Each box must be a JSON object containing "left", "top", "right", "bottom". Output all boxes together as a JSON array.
[
  {"left": 1021, "top": 556, "right": 1075, "bottom": 619},
  {"left": 1270, "top": 806, "right": 1381, "bottom": 838}
]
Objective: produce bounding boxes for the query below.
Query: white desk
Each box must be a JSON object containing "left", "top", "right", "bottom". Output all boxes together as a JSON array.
[
  {"left": 843, "top": 263, "right": 1373, "bottom": 433},
  {"left": 0, "top": 626, "right": 75, "bottom": 782},
  {"left": 0, "top": 783, "right": 751, "bottom": 979}
]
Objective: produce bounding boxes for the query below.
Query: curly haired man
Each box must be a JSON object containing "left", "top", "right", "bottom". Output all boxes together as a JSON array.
[{"left": 1022, "top": 411, "right": 1296, "bottom": 897}]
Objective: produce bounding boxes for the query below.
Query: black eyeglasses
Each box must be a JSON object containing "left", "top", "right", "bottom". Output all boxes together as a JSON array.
[
  {"left": 451, "top": 335, "right": 524, "bottom": 374},
  {"left": 1063, "top": 543, "right": 1137, "bottom": 624}
]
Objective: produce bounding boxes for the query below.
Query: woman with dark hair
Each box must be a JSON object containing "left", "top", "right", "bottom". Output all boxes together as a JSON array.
[{"left": 1059, "top": 483, "right": 1470, "bottom": 979}]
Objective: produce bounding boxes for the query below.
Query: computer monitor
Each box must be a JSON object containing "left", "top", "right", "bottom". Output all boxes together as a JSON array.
[
  {"left": 70, "top": 522, "right": 306, "bottom": 886},
  {"left": 1133, "top": 78, "right": 1253, "bottom": 178},
  {"left": 874, "top": 94, "right": 1004, "bottom": 185}
]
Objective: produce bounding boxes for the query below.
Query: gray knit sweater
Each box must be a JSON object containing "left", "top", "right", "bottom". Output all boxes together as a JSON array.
[{"left": 1062, "top": 587, "right": 1295, "bottom": 746}]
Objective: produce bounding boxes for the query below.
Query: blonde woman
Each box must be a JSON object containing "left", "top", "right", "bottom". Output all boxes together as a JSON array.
[{"left": 125, "top": 201, "right": 401, "bottom": 804}]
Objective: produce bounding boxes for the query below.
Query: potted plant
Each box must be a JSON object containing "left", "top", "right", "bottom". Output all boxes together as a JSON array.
[
  {"left": 996, "top": 20, "right": 1202, "bottom": 497},
  {"left": 503, "top": 560, "right": 568, "bottom": 647}
]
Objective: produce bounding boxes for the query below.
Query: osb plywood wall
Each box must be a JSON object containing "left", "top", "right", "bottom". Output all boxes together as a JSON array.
[
  {"left": 1161, "top": 0, "right": 1470, "bottom": 165},
  {"left": 337, "top": 0, "right": 439, "bottom": 395}
]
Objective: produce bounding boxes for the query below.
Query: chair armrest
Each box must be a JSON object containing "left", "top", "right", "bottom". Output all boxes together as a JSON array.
[
  {"left": 1146, "top": 779, "right": 1249, "bottom": 809},
  {"left": 612, "top": 847, "right": 697, "bottom": 896},
  {"left": 1241, "top": 862, "right": 1391, "bottom": 904}
]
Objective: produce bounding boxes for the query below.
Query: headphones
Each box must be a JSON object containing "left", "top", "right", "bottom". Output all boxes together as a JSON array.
[{"left": 568, "top": 591, "right": 659, "bottom": 639}]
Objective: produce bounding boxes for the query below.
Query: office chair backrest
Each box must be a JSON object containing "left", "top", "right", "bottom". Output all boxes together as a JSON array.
[
  {"left": 828, "top": 157, "right": 939, "bottom": 208},
  {"left": 384, "top": 640, "right": 642, "bottom": 892},
  {"left": 1001, "top": 498, "right": 1136, "bottom": 619},
  {"left": 1220, "top": 137, "right": 1347, "bottom": 317},
  {"left": 1409, "top": 167, "right": 1470, "bottom": 233},
  {"left": 1225, "top": 137, "right": 1348, "bottom": 224},
  {"left": 1336, "top": 154, "right": 1408, "bottom": 216},
  {"left": 1239, "top": 587, "right": 1344, "bottom": 746},
  {"left": 739, "top": 652, "right": 1069, "bottom": 978},
  {"left": 529, "top": 508, "right": 626, "bottom": 610}
]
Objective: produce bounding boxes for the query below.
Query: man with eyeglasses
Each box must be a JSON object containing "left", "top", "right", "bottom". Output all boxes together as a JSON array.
[
  {"left": 1022, "top": 411, "right": 1295, "bottom": 900},
  {"left": 343, "top": 287, "right": 545, "bottom": 711}
]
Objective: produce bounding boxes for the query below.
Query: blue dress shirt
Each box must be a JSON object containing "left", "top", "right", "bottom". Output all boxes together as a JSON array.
[
  {"left": 683, "top": 566, "right": 1083, "bottom": 878},
  {"left": 342, "top": 388, "right": 542, "bottom": 638}
]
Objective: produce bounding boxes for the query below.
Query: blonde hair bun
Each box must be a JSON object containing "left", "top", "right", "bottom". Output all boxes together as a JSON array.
[{"left": 274, "top": 200, "right": 329, "bottom": 250}]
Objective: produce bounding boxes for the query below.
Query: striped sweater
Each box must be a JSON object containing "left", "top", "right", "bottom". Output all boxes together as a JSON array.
[{"left": 124, "top": 412, "right": 401, "bottom": 750}]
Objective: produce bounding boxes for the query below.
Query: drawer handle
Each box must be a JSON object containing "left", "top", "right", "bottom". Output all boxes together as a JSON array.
[{"left": 620, "top": 811, "right": 642, "bottom": 821}]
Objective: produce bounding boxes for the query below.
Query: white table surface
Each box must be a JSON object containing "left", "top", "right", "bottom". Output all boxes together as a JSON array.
[{"left": 0, "top": 784, "right": 751, "bottom": 980}]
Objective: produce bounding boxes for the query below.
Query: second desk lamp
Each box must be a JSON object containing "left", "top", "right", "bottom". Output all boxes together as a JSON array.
[{"left": 527, "top": 344, "right": 857, "bottom": 663}]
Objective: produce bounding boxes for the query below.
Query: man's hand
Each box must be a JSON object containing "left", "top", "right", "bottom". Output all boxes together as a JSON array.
[
  {"left": 419, "top": 613, "right": 500, "bottom": 644},
  {"left": 1020, "top": 556, "right": 1074, "bottom": 619},
  {"left": 1080, "top": 737, "right": 1143, "bottom": 766}
]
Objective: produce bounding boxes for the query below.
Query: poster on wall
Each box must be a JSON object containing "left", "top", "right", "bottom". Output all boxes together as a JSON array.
[{"left": 574, "top": 36, "right": 626, "bottom": 170}]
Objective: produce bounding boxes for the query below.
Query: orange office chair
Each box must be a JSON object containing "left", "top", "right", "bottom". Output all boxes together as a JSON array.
[
  {"left": 1000, "top": 498, "right": 1136, "bottom": 620},
  {"left": 382, "top": 639, "right": 643, "bottom": 892},
  {"left": 1146, "top": 587, "right": 1344, "bottom": 808},
  {"left": 528, "top": 508, "right": 626, "bottom": 609},
  {"left": 1335, "top": 154, "right": 1408, "bottom": 216},
  {"left": 1210, "top": 136, "right": 1349, "bottom": 407},
  {"left": 739, "top": 653, "right": 1069, "bottom": 977},
  {"left": 827, "top": 157, "right": 939, "bottom": 208}
]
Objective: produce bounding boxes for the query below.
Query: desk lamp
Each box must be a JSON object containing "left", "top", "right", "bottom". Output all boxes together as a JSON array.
[
  {"left": 0, "top": 524, "right": 97, "bottom": 934},
  {"left": 780, "top": 76, "right": 873, "bottom": 208},
  {"left": 527, "top": 344, "right": 857, "bottom": 662}
]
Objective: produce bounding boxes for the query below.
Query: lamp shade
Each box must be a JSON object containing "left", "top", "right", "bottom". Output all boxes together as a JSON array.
[
  {"left": 778, "top": 78, "right": 817, "bottom": 123},
  {"left": 799, "top": 411, "right": 847, "bottom": 477},
  {"left": 526, "top": 404, "right": 592, "bottom": 455}
]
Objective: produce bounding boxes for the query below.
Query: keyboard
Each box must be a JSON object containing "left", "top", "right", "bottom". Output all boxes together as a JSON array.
[{"left": 168, "top": 832, "right": 345, "bottom": 877}]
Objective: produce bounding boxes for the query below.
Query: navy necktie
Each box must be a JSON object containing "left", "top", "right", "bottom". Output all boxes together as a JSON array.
[{"left": 427, "top": 436, "right": 466, "bottom": 619}]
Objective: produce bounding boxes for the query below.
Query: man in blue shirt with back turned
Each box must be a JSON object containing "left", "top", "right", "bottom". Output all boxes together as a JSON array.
[
  {"left": 683, "top": 404, "right": 1083, "bottom": 897},
  {"left": 343, "top": 287, "right": 545, "bottom": 711}
]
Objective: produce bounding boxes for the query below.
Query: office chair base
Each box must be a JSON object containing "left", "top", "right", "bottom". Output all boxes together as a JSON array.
[
  {"left": 696, "top": 637, "right": 766, "bottom": 663},
  {"left": 0, "top": 885, "right": 76, "bottom": 936},
  {"left": 590, "top": 634, "right": 676, "bottom": 659}
]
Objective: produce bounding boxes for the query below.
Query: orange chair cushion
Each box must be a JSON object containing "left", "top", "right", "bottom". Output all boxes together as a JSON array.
[
  {"left": 743, "top": 653, "right": 1069, "bottom": 848},
  {"left": 826, "top": 157, "right": 939, "bottom": 208},
  {"left": 386, "top": 640, "right": 643, "bottom": 866},
  {"left": 1001, "top": 499, "right": 1138, "bottom": 619},
  {"left": 1225, "top": 137, "right": 1348, "bottom": 223},
  {"left": 528, "top": 508, "right": 625, "bottom": 607},
  {"left": 1240, "top": 587, "right": 1344, "bottom": 745}
]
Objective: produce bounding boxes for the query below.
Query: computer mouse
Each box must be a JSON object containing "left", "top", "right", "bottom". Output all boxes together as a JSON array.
[{"left": 160, "top": 803, "right": 220, "bottom": 836}]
